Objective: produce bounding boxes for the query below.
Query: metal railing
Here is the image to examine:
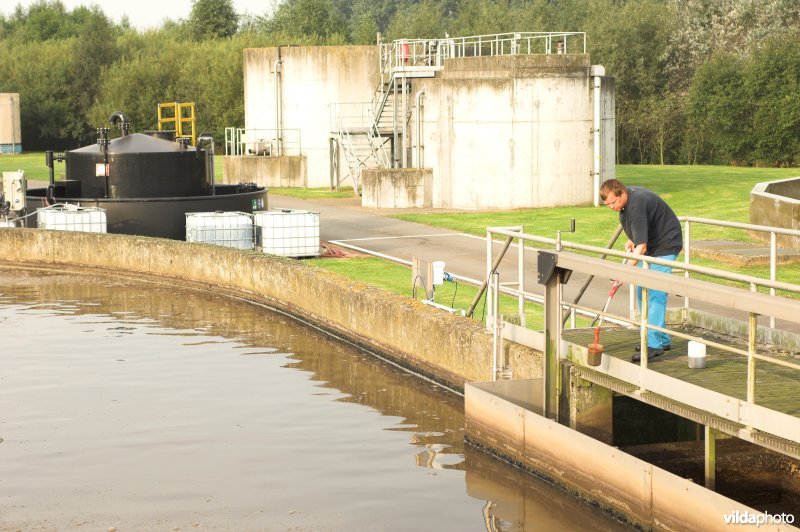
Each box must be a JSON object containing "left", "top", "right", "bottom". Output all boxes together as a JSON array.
[
  {"left": 224, "top": 127, "right": 301, "bottom": 157},
  {"left": 485, "top": 223, "right": 800, "bottom": 329},
  {"left": 380, "top": 31, "right": 587, "bottom": 71},
  {"left": 484, "top": 224, "right": 800, "bottom": 444},
  {"left": 680, "top": 215, "right": 800, "bottom": 329},
  {"left": 328, "top": 103, "right": 391, "bottom": 187}
]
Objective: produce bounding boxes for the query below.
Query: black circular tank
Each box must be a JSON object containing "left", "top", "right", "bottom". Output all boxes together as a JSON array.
[{"left": 65, "top": 133, "right": 208, "bottom": 199}]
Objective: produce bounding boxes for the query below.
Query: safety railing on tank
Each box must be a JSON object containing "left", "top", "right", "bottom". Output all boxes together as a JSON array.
[
  {"left": 224, "top": 127, "right": 301, "bottom": 157},
  {"left": 482, "top": 225, "right": 800, "bottom": 445},
  {"left": 380, "top": 31, "right": 586, "bottom": 72}
]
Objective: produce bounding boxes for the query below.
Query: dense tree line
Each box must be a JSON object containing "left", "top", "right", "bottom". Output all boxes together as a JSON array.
[{"left": 1, "top": 0, "right": 799, "bottom": 166}]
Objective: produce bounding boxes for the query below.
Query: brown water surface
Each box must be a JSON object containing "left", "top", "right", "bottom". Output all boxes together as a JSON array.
[{"left": 0, "top": 267, "right": 630, "bottom": 531}]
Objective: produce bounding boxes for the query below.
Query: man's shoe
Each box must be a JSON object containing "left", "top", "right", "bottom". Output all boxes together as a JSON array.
[
  {"left": 635, "top": 343, "right": 670, "bottom": 352},
  {"left": 631, "top": 348, "right": 665, "bottom": 362}
]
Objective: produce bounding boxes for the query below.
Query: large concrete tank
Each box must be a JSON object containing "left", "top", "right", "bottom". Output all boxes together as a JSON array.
[{"left": 0, "top": 93, "right": 22, "bottom": 154}]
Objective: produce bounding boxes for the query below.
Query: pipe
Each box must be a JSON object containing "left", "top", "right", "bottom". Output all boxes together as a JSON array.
[
  {"left": 198, "top": 133, "right": 215, "bottom": 196},
  {"left": 415, "top": 90, "right": 425, "bottom": 168},
  {"left": 274, "top": 47, "right": 283, "bottom": 157},
  {"left": 109, "top": 111, "right": 130, "bottom": 136}
]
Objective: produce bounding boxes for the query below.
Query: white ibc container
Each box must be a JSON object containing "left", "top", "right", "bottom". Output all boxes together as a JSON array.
[
  {"left": 186, "top": 211, "right": 254, "bottom": 250},
  {"left": 37, "top": 205, "right": 107, "bottom": 233},
  {"left": 0, "top": 219, "right": 16, "bottom": 228},
  {"left": 254, "top": 208, "right": 320, "bottom": 257}
]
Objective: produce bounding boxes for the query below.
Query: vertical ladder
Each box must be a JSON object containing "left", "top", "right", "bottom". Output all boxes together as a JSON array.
[{"left": 158, "top": 102, "right": 196, "bottom": 146}]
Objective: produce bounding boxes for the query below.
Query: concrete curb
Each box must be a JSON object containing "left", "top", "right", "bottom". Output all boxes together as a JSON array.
[{"left": 0, "top": 228, "right": 542, "bottom": 391}]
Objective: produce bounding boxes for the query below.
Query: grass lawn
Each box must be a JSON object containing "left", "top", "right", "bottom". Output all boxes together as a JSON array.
[
  {"left": 269, "top": 186, "right": 357, "bottom": 199},
  {"left": 393, "top": 165, "right": 800, "bottom": 247},
  {"left": 0, "top": 152, "right": 51, "bottom": 181},
  {"left": 305, "top": 255, "right": 558, "bottom": 327}
]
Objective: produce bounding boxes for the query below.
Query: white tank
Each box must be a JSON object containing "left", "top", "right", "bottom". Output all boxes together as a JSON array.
[
  {"left": 37, "top": 205, "right": 107, "bottom": 233},
  {"left": 185, "top": 211, "right": 254, "bottom": 250},
  {"left": 254, "top": 208, "right": 320, "bottom": 257}
]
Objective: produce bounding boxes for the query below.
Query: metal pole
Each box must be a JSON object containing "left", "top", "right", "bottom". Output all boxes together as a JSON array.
[
  {"left": 747, "top": 311, "right": 757, "bottom": 406},
  {"left": 491, "top": 272, "right": 501, "bottom": 380},
  {"left": 401, "top": 73, "right": 407, "bottom": 168},
  {"left": 705, "top": 426, "right": 716, "bottom": 490},
  {"left": 543, "top": 265, "right": 562, "bottom": 419},
  {"left": 639, "top": 262, "right": 649, "bottom": 371},
  {"left": 770, "top": 232, "right": 776, "bottom": 330},
  {"left": 518, "top": 233, "right": 525, "bottom": 326},
  {"left": 684, "top": 220, "right": 691, "bottom": 312},
  {"left": 392, "top": 76, "right": 399, "bottom": 168},
  {"left": 466, "top": 235, "right": 515, "bottom": 318}
]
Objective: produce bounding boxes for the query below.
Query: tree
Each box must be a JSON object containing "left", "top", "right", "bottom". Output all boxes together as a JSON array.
[
  {"left": 686, "top": 52, "right": 752, "bottom": 164},
  {"left": 664, "top": 0, "right": 800, "bottom": 92},
  {"left": 745, "top": 36, "right": 800, "bottom": 166},
  {"left": 385, "top": 0, "right": 448, "bottom": 41},
  {"left": 265, "top": 0, "right": 347, "bottom": 40},
  {"left": 67, "top": 8, "right": 120, "bottom": 144},
  {"left": 189, "top": 0, "right": 238, "bottom": 40}
]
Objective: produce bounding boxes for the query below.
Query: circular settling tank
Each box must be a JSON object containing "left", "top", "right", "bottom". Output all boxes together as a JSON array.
[{"left": 27, "top": 124, "right": 267, "bottom": 240}]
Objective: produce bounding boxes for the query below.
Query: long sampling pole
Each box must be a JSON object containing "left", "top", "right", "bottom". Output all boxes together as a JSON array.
[{"left": 561, "top": 224, "right": 624, "bottom": 326}]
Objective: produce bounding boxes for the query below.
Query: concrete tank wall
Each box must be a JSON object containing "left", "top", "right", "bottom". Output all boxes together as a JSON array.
[
  {"left": 415, "top": 54, "right": 596, "bottom": 209},
  {"left": 0, "top": 228, "right": 541, "bottom": 390},
  {"left": 750, "top": 178, "right": 800, "bottom": 248},
  {"left": 0, "top": 93, "right": 22, "bottom": 153},
  {"left": 222, "top": 154, "right": 307, "bottom": 188},
  {"left": 243, "top": 46, "right": 378, "bottom": 188}
]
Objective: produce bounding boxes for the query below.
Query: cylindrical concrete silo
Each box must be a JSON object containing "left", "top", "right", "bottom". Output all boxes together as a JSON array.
[{"left": 0, "top": 93, "right": 22, "bottom": 154}]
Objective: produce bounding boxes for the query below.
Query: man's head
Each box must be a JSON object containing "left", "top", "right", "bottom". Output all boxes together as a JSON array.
[{"left": 600, "top": 179, "right": 628, "bottom": 212}]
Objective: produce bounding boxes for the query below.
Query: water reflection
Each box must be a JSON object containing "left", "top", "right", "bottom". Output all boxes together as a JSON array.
[{"left": 0, "top": 267, "right": 630, "bottom": 531}]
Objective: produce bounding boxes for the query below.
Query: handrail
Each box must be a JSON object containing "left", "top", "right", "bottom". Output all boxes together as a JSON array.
[
  {"left": 381, "top": 31, "right": 587, "bottom": 70},
  {"left": 489, "top": 226, "right": 800, "bottom": 295},
  {"left": 678, "top": 215, "right": 800, "bottom": 329},
  {"left": 485, "top": 225, "right": 800, "bottom": 444},
  {"left": 225, "top": 127, "right": 301, "bottom": 157},
  {"left": 680, "top": 215, "right": 800, "bottom": 236}
]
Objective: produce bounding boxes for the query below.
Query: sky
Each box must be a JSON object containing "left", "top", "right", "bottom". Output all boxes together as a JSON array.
[{"left": 0, "top": 0, "right": 275, "bottom": 30}]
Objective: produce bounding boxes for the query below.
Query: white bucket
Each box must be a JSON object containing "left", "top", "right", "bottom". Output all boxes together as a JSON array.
[{"left": 688, "top": 340, "right": 706, "bottom": 369}]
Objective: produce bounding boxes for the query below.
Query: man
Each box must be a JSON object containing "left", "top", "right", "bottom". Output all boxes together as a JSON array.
[{"left": 599, "top": 179, "right": 683, "bottom": 362}]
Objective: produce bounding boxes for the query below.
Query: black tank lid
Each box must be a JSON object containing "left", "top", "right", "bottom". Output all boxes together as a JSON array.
[{"left": 70, "top": 133, "right": 196, "bottom": 154}]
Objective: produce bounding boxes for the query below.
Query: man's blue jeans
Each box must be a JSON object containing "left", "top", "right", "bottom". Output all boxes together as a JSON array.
[{"left": 635, "top": 254, "right": 677, "bottom": 349}]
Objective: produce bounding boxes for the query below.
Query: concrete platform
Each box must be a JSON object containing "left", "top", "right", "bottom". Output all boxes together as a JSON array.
[{"left": 691, "top": 239, "right": 800, "bottom": 265}]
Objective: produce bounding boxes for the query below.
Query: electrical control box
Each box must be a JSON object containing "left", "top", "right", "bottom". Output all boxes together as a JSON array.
[{"left": 2, "top": 170, "right": 27, "bottom": 212}]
